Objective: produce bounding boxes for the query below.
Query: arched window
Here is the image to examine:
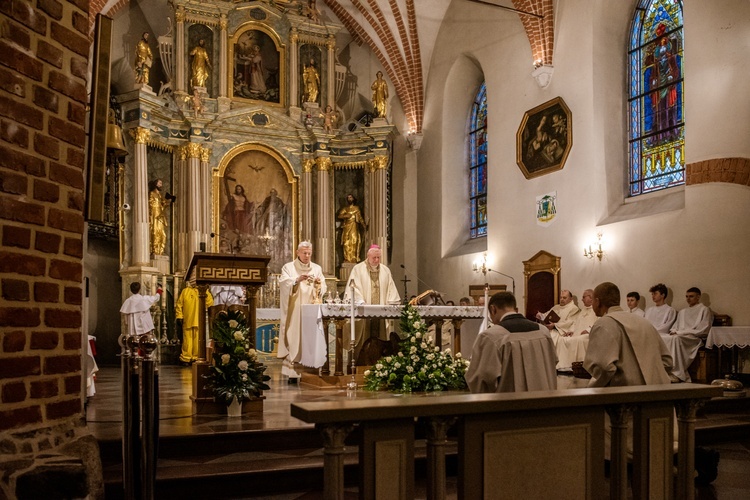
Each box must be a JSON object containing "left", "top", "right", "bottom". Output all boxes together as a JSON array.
[
  {"left": 628, "top": 0, "right": 684, "bottom": 196},
  {"left": 469, "top": 83, "right": 487, "bottom": 238}
]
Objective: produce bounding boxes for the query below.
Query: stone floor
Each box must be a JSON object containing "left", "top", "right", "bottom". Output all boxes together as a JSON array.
[{"left": 86, "top": 355, "right": 750, "bottom": 499}]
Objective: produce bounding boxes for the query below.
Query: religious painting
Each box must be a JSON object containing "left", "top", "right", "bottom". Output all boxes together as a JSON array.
[
  {"left": 229, "top": 25, "right": 284, "bottom": 105},
  {"left": 516, "top": 97, "right": 572, "bottom": 179},
  {"left": 215, "top": 144, "right": 298, "bottom": 274}
]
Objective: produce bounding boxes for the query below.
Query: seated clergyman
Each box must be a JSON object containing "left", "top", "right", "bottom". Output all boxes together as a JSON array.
[
  {"left": 663, "top": 287, "right": 713, "bottom": 382},
  {"left": 555, "top": 289, "right": 596, "bottom": 371}
]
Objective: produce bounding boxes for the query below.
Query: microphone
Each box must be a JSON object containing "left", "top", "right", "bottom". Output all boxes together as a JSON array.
[
  {"left": 400, "top": 264, "right": 443, "bottom": 294},
  {"left": 487, "top": 268, "right": 516, "bottom": 296}
]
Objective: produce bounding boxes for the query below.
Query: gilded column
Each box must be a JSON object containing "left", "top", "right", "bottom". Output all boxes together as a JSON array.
[
  {"left": 290, "top": 29, "right": 299, "bottom": 109},
  {"left": 326, "top": 36, "right": 335, "bottom": 109},
  {"left": 301, "top": 158, "right": 315, "bottom": 242},
  {"left": 371, "top": 155, "right": 389, "bottom": 264},
  {"left": 315, "top": 156, "right": 333, "bottom": 275},
  {"left": 175, "top": 146, "right": 188, "bottom": 273},
  {"left": 219, "top": 16, "right": 227, "bottom": 98},
  {"left": 200, "top": 146, "right": 212, "bottom": 248},
  {"left": 185, "top": 142, "right": 203, "bottom": 262},
  {"left": 132, "top": 127, "right": 151, "bottom": 266},
  {"left": 175, "top": 7, "right": 186, "bottom": 93}
]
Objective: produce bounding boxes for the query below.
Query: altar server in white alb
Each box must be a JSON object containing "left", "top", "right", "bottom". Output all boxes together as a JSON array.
[
  {"left": 120, "top": 281, "right": 161, "bottom": 336},
  {"left": 555, "top": 289, "right": 597, "bottom": 371},
  {"left": 278, "top": 241, "right": 327, "bottom": 382},
  {"left": 535, "top": 289, "right": 579, "bottom": 345},
  {"left": 626, "top": 291, "right": 646, "bottom": 317},
  {"left": 344, "top": 244, "right": 401, "bottom": 358},
  {"left": 664, "top": 287, "right": 713, "bottom": 382},
  {"left": 645, "top": 283, "right": 676, "bottom": 334}
]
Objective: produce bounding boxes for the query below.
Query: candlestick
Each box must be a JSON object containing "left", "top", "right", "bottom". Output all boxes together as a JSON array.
[
  {"left": 350, "top": 285, "right": 355, "bottom": 344},
  {"left": 161, "top": 275, "right": 166, "bottom": 306}
]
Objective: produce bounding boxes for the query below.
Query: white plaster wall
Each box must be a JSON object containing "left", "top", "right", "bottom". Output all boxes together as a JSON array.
[{"left": 418, "top": 0, "right": 750, "bottom": 325}]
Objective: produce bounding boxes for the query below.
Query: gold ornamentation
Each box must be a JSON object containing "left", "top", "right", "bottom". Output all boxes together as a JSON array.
[
  {"left": 220, "top": 16, "right": 227, "bottom": 31},
  {"left": 201, "top": 147, "right": 211, "bottom": 163},
  {"left": 326, "top": 36, "right": 335, "bottom": 50},
  {"left": 178, "top": 145, "right": 187, "bottom": 161},
  {"left": 315, "top": 156, "right": 332, "bottom": 172},
  {"left": 186, "top": 142, "right": 202, "bottom": 159},
  {"left": 175, "top": 7, "right": 185, "bottom": 23},
  {"left": 302, "top": 158, "right": 315, "bottom": 173},
  {"left": 133, "top": 127, "right": 150, "bottom": 144},
  {"left": 373, "top": 155, "right": 389, "bottom": 170},
  {"left": 199, "top": 267, "right": 263, "bottom": 281},
  {"left": 334, "top": 161, "right": 369, "bottom": 170}
]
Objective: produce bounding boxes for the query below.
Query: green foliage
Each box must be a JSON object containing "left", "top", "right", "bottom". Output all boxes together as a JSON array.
[
  {"left": 363, "top": 304, "right": 470, "bottom": 393},
  {"left": 204, "top": 309, "right": 271, "bottom": 405}
]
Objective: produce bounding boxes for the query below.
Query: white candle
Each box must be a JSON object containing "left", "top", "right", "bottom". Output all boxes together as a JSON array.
[
  {"left": 161, "top": 275, "right": 167, "bottom": 306},
  {"left": 151, "top": 275, "right": 157, "bottom": 296},
  {"left": 350, "top": 285, "right": 356, "bottom": 343}
]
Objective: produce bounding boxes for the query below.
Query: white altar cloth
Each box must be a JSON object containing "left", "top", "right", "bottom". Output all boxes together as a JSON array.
[{"left": 706, "top": 326, "right": 750, "bottom": 349}]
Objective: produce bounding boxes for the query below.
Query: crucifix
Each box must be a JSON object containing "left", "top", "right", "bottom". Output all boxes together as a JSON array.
[{"left": 400, "top": 274, "right": 411, "bottom": 304}]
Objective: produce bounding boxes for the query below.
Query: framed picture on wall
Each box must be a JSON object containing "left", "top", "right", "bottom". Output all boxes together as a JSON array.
[
  {"left": 516, "top": 96, "right": 573, "bottom": 179},
  {"left": 229, "top": 26, "right": 285, "bottom": 105}
]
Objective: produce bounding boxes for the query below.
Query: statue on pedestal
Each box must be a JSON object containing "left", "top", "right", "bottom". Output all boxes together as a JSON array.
[
  {"left": 148, "top": 178, "right": 174, "bottom": 255},
  {"left": 371, "top": 71, "right": 388, "bottom": 118},
  {"left": 190, "top": 39, "right": 212, "bottom": 89},
  {"left": 302, "top": 58, "right": 320, "bottom": 103},
  {"left": 320, "top": 105, "right": 337, "bottom": 134},
  {"left": 135, "top": 32, "right": 153, "bottom": 85},
  {"left": 337, "top": 194, "right": 366, "bottom": 263}
]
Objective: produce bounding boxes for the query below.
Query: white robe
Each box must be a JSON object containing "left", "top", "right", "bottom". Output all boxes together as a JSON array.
[
  {"left": 343, "top": 261, "right": 401, "bottom": 358},
  {"left": 662, "top": 303, "right": 712, "bottom": 382},
  {"left": 120, "top": 293, "right": 160, "bottom": 335},
  {"left": 278, "top": 259, "right": 327, "bottom": 377},
  {"left": 645, "top": 304, "right": 677, "bottom": 334},
  {"left": 555, "top": 305, "right": 597, "bottom": 371},
  {"left": 209, "top": 285, "right": 245, "bottom": 305},
  {"left": 629, "top": 307, "right": 645, "bottom": 317},
  {"left": 540, "top": 301, "right": 579, "bottom": 346},
  {"left": 465, "top": 323, "right": 557, "bottom": 393}
]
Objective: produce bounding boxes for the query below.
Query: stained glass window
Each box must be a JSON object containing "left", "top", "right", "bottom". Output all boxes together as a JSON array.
[
  {"left": 628, "top": 0, "right": 684, "bottom": 196},
  {"left": 470, "top": 83, "right": 487, "bottom": 238}
]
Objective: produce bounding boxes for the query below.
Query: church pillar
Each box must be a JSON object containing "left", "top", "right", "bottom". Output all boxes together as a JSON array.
[
  {"left": 301, "top": 158, "right": 315, "bottom": 242},
  {"left": 132, "top": 127, "right": 151, "bottom": 266},
  {"left": 185, "top": 143, "right": 203, "bottom": 262},
  {"left": 175, "top": 7, "right": 186, "bottom": 94},
  {"left": 200, "top": 147, "right": 212, "bottom": 248},
  {"left": 326, "top": 36, "right": 335, "bottom": 109},
  {"left": 175, "top": 146, "right": 188, "bottom": 273},
  {"left": 218, "top": 16, "right": 227, "bottom": 99},
  {"left": 315, "top": 156, "right": 333, "bottom": 275},
  {"left": 370, "top": 155, "right": 389, "bottom": 265},
  {"left": 290, "top": 29, "right": 299, "bottom": 110}
]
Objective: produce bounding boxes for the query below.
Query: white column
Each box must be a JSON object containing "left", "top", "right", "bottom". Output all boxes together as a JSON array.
[
  {"left": 326, "top": 36, "right": 335, "bottom": 109},
  {"left": 315, "top": 156, "right": 333, "bottom": 275},
  {"left": 200, "top": 146, "right": 212, "bottom": 248},
  {"left": 219, "top": 15, "right": 227, "bottom": 98},
  {"left": 371, "top": 155, "right": 388, "bottom": 265},
  {"left": 175, "top": 7, "right": 186, "bottom": 93},
  {"left": 301, "top": 158, "right": 314, "bottom": 242},
  {"left": 132, "top": 127, "right": 151, "bottom": 266},
  {"left": 175, "top": 146, "right": 188, "bottom": 273},
  {"left": 185, "top": 143, "right": 203, "bottom": 261},
  {"left": 290, "top": 29, "right": 299, "bottom": 108}
]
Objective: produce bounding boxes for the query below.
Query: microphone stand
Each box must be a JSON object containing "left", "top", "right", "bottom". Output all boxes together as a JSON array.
[{"left": 488, "top": 268, "right": 515, "bottom": 296}]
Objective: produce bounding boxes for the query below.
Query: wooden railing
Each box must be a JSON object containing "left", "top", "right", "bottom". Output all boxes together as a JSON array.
[{"left": 291, "top": 384, "right": 721, "bottom": 500}]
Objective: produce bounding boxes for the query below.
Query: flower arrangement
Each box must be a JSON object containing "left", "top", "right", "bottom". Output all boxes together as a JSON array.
[
  {"left": 363, "top": 303, "right": 470, "bottom": 393},
  {"left": 204, "top": 309, "right": 271, "bottom": 405}
]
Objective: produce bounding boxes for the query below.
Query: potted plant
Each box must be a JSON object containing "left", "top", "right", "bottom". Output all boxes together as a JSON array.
[{"left": 205, "top": 309, "right": 271, "bottom": 415}]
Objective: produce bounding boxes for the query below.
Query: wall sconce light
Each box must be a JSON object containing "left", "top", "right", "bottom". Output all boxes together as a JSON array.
[{"left": 583, "top": 232, "right": 605, "bottom": 261}]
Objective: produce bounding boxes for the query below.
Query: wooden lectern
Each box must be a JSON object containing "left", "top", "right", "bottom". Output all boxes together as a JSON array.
[{"left": 185, "top": 253, "right": 270, "bottom": 410}]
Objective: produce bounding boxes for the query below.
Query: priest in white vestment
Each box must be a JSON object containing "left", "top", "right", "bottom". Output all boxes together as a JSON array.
[
  {"left": 644, "top": 283, "right": 676, "bottom": 334},
  {"left": 343, "top": 245, "right": 401, "bottom": 359},
  {"left": 584, "top": 282, "right": 675, "bottom": 458},
  {"left": 535, "top": 289, "right": 579, "bottom": 346},
  {"left": 626, "top": 291, "right": 645, "bottom": 317},
  {"left": 278, "top": 241, "right": 327, "bottom": 381},
  {"left": 664, "top": 287, "right": 713, "bottom": 382},
  {"left": 555, "top": 289, "right": 597, "bottom": 371},
  {"left": 120, "top": 281, "right": 161, "bottom": 336}
]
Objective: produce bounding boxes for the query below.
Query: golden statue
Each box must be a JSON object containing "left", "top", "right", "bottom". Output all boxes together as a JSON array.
[
  {"left": 371, "top": 71, "right": 388, "bottom": 118},
  {"left": 302, "top": 58, "right": 320, "bottom": 103},
  {"left": 190, "top": 39, "right": 212, "bottom": 88},
  {"left": 148, "top": 179, "right": 174, "bottom": 255},
  {"left": 134, "top": 32, "right": 152, "bottom": 85},
  {"left": 337, "top": 194, "right": 366, "bottom": 263}
]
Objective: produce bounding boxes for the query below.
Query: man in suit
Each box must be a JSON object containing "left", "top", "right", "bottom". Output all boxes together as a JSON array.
[{"left": 465, "top": 291, "right": 557, "bottom": 393}]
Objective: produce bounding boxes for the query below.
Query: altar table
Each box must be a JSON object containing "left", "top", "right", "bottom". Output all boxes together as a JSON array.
[{"left": 705, "top": 326, "right": 750, "bottom": 375}]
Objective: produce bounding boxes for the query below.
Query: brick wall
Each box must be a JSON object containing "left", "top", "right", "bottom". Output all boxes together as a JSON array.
[{"left": 0, "top": 0, "right": 89, "bottom": 438}]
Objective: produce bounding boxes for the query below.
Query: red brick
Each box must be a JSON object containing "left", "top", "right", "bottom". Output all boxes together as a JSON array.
[
  {"left": 2, "top": 225, "right": 31, "bottom": 248},
  {"left": 0, "top": 117, "right": 30, "bottom": 147},
  {"left": 2, "top": 278, "right": 30, "bottom": 301},
  {"left": 0, "top": 198, "right": 46, "bottom": 226},
  {"left": 72, "top": 11, "right": 87, "bottom": 35},
  {"left": 34, "top": 282, "right": 59, "bottom": 303},
  {"left": 50, "top": 22, "right": 88, "bottom": 58},
  {"left": 0, "top": 307, "right": 41, "bottom": 327},
  {"left": 37, "top": 0, "right": 63, "bottom": 20},
  {"left": 4, "top": 20, "right": 31, "bottom": 50},
  {"left": 66, "top": 147, "right": 84, "bottom": 169},
  {"left": 64, "top": 374, "right": 80, "bottom": 394},
  {"left": 70, "top": 57, "right": 86, "bottom": 80},
  {"left": 35, "top": 231, "right": 61, "bottom": 253},
  {"left": 48, "top": 71, "right": 87, "bottom": 104},
  {"left": 0, "top": 355, "right": 41, "bottom": 378},
  {"left": 37, "top": 40, "right": 63, "bottom": 68},
  {"left": 33, "top": 179, "right": 60, "bottom": 202},
  {"left": 0, "top": 40, "right": 43, "bottom": 81},
  {"left": 0, "top": 170, "right": 27, "bottom": 195},
  {"left": 44, "top": 308, "right": 81, "bottom": 328},
  {"left": 67, "top": 0, "right": 88, "bottom": 14},
  {"left": 32, "top": 85, "right": 59, "bottom": 113},
  {"left": 63, "top": 331, "right": 80, "bottom": 349},
  {"left": 48, "top": 116, "right": 85, "bottom": 147},
  {"left": 0, "top": 67, "right": 27, "bottom": 98},
  {"left": 49, "top": 259, "right": 82, "bottom": 282},
  {"left": 30, "top": 379, "right": 58, "bottom": 399},
  {"left": 67, "top": 191, "right": 83, "bottom": 211},
  {"left": 34, "top": 133, "right": 60, "bottom": 160},
  {"left": 31, "top": 331, "right": 58, "bottom": 350},
  {"left": 0, "top": 94, "right": 44, "bottom": 130},
  {"left": 0, "top": 251, "right": 46, "bottom": 276},
  {"left": 47, "top": 208, "right": 84, "bottom": 233},
  {"left": 63, "top": 238, "right": 82, "bottom": 258},
  {"left": 0, "top": 144, "right": 46, "bottom": 176},
  {"left": 0, "top": 405, "right": 42, "bottom": 432},
  {"left": 2, "top": 330, "right": 26, "bottom": 352},
  {"left": 67, "top": 101, "right": 85, "bottom": 127},
  {"left": 2, "top": 381, "right": 27, "bottom": 403},
  {"left": 46, "top": 397, "right": 81, "bottom": 419},
  {"left": 63, "top": 286, "right": 81, "bottom": 306},
  {"left": 49, "top": 161, "right": 83, "bottom": 189},
  {"left": 44, "top": 354, "right": 80, "bottom": 374},
  {"left": 9, "top": 0, "right": 47, "bottom": 34}
]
